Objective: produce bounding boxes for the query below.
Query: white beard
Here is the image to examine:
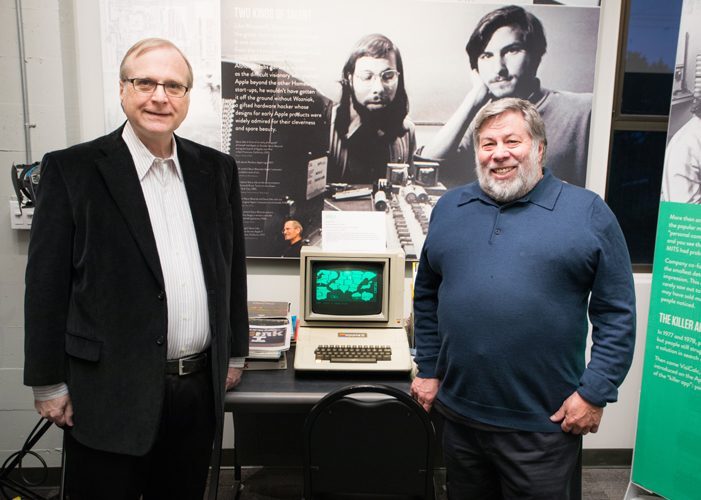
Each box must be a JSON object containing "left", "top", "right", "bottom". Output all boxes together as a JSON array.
[{"left": 476, "top": 145, "right": 543, "bottom": 203}]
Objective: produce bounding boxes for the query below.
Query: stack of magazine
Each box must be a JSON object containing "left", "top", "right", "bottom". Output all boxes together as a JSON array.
[{"left": 245, "top": 301, "right": 292, "bottom": 370}]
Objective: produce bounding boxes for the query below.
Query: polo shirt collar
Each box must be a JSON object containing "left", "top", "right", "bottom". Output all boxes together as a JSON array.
[{"left": 457, "top": 168, "right": 562, "bottom": 210}]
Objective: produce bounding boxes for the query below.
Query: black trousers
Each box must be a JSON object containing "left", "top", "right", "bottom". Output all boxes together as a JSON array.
[
  {"left": 442, "top": 417, "right": 581, "bottom": 500},
  {"left": 63, "top": 368, "right": 215, "bottom": 500}
]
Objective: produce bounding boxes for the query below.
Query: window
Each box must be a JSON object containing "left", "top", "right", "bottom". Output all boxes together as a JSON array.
[
  {"left": 606, "top": 0, "right": 683, "bottom": 270},
  {"left": 607, "top": 129, "right": 668, "bottom": 264}
]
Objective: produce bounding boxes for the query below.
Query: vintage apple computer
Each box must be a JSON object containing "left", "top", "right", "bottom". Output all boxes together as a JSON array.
[{"left": 294, "top": 246, "right": 412, "bottom": 372}]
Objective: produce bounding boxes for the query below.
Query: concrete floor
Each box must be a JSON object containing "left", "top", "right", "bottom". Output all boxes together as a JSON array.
[
  {"left": 210, "top": 466, "right": 633, "bottom": 500},
  {"left": 16, "top": 465, "right": 633, "bottom": 499}
]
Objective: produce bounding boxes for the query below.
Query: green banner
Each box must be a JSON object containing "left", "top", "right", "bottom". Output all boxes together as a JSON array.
[{"left": 632, "top": 201, "right": 701, "bottom": 499}]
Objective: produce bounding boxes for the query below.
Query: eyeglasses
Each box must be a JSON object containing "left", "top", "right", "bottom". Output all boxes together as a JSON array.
[
  {"left": 353, "top": 69, "right": 400, "bottom": 85},
  {"left": 124, "top": 78, "right": 190, "bottom": 98}
]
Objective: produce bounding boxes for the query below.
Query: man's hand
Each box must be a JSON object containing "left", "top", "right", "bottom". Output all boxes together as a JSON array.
[
  {"left": 225, "top": 367, "right": 243, "bottom": 391},
  {"left": 550, "top": 391, "right": 603, "bottom": 435},
  {"left": 419, "top": 69, "right": 491, "bottom": 161},
  {"left": 35, "top": 395, "right": 74, "bottom": 428},
  {"left": 468, "top": 69, "right": 490, "bottom": 108},
  {"left": 410, "top": 376, "right": 440, "bottom": 413}
]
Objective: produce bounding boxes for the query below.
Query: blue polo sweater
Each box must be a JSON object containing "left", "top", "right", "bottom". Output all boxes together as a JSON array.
[{"left": 413, "top": 169, "right": 636, "bottom": 432}]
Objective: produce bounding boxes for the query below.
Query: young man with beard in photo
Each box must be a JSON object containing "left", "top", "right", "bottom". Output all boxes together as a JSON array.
[
  {"left": 411, "top": 98, "right": 636, "bottom": 499},
  {"left": 328, "top": 33, "right": 416, "bottom": 185}
]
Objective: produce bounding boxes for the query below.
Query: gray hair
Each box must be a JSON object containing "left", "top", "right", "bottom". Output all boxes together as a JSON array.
[
  {"left": 119, "top": 38, "right": 193, "bottom": 88},
  {"left": 473, "top": 98, "right": 547, "bottom": 166},
  {"left": 286, "top": 219, "right": 303, "bottom": 232}
]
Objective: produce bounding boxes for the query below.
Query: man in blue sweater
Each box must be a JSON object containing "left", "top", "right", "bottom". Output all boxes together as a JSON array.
[{"left": 411, "top": 97, "right": 635, "bottom": 499}]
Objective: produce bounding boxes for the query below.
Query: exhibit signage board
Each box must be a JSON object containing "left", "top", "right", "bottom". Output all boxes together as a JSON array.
[
  {"left": 631, "top": 202, "right": 701, "bottom": 500},
  {"left": 97, "top": 1, "right": 602, "bottom": 259},
  {"left": 220, "top": 0, "right": 600, "bottom": 257},
  {"left": 630, "top": 2, "right": 701, "bottom": 498}
]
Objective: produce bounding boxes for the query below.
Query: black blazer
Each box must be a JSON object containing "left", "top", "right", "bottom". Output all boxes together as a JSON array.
[{"left": 24, "top": 126, "right": 249, "bottom": 456}]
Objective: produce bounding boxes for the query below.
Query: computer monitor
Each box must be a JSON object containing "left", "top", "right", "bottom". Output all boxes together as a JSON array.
[{"left": 299, "top": 246, "right": 405, "bottom": 329}]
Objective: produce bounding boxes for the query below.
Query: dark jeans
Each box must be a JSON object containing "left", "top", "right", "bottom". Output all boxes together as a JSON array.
[
  {"left": 442, "top": 417, "right": 581, "bottom": 500},
  {"left": 64, "top": 368, "right": 215, "bottom": 500}
]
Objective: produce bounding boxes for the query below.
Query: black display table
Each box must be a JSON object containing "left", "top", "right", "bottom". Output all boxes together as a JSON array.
[{"left": 224, "top": 347, "right": 414, "bottom": 476}]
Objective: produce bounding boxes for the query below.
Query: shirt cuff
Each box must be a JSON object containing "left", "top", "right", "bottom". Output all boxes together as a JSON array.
[
  {"left": 578, "top": 368, "right": 618, "bottom": 407},
  {"left": 33, "top": 383, "right": 69, "bottom": 401},
  {"left": 414, "top": 355, "right": 439, "bottom": 379},
  {"left": 229, "top": 357, "right": 245, "bottom": 369}
]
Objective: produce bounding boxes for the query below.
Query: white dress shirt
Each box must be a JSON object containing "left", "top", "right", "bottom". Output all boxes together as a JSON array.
[{"left": 123, "top": 122, "right": 211, "bottom": 360}]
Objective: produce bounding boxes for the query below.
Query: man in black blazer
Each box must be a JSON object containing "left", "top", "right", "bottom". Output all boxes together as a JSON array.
[{"left": 24, "top": 38, "right": 249, "bottom": 499}]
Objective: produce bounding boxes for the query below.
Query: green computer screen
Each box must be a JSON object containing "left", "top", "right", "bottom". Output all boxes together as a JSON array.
[{"left": 310, "top": 261, "right": 384, "bottom": 316}]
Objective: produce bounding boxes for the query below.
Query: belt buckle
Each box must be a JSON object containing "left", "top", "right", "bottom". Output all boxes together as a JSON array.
[{"left": 178, "top": 357, "right": 189, "bottom": 376}]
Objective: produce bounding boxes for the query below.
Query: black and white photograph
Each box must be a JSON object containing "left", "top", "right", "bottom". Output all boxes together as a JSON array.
[
  {"left": 661, "top": 0, "right": 701, "bottom": 204},
  {"left": 221, "top": 0, "right": 601, "bottom": 258}
]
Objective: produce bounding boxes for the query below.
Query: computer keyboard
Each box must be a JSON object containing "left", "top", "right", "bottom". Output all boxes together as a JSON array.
[
  {"left": 315, "top": 345, "right": 392, "bottom": 363},
  {"left": 332, "top": 187, "right": 373, "bottom": 200}
]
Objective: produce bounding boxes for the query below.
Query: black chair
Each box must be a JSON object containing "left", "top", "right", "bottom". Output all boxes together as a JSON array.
[{"left": 303, "top": 384, "right": 435, "bottom": 500}]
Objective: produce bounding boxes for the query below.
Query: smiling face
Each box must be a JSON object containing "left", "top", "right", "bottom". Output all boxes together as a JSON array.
[
  {"left": 119, "top": 45, "right": 190, "bottom": 155},
  {"left": 477, "top": 26, "right": 535, "bottom": 98},
  {"left": 350, "top": 54, "right": 399, "bottom": 112},
  {"left": 475, "top": 109, "right": 543, "bottom": 203}
]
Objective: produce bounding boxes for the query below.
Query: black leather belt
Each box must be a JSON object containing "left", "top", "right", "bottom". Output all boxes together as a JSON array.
[{"left": 166, "top": 352, "right": 208, "bottom": 376}]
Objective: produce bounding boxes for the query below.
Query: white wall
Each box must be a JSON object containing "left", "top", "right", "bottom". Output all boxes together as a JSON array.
[
  {"left": 0, "top": 0, "right": 73, "bottom": 469},
  {"left": 0, "top": 0, "right": 649, "bottom": 468}
]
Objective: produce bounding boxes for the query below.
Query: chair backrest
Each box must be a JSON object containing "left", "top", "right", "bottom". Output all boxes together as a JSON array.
[{"left": 303, "top": 384, "right": 435, "bottom": 500}]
